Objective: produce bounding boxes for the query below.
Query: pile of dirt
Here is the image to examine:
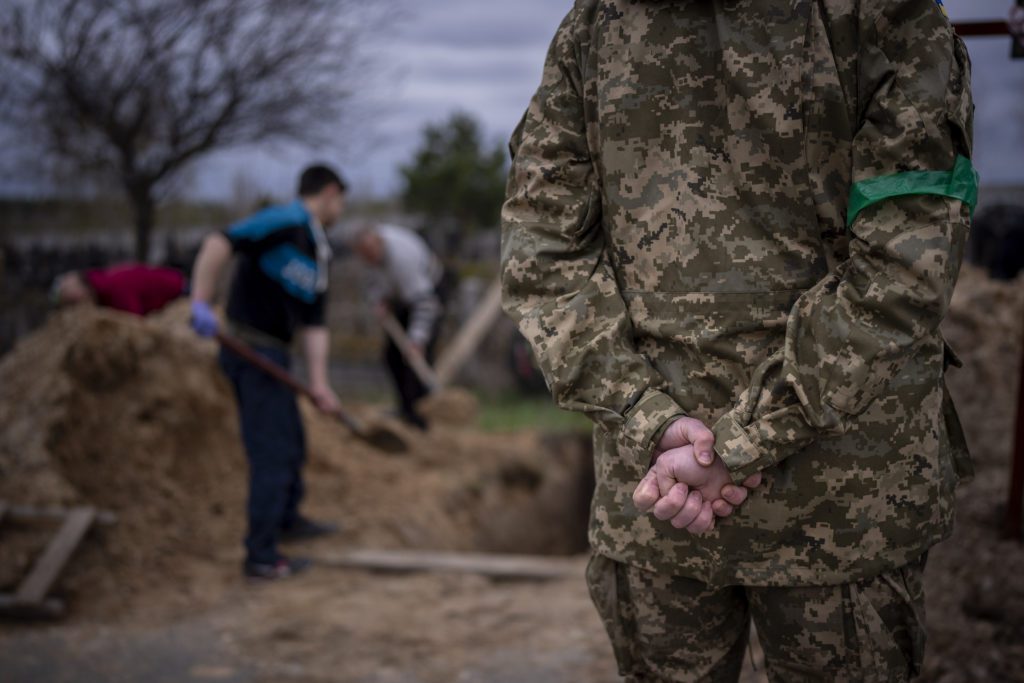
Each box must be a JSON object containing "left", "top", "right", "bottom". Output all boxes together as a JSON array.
[
  {"left": 0, "top": 304, "right": 247, "bottom": 616},
  {"left": 924, "top": 264, "right": 1024, "bottom": 682},
  {"left": 416, "top": 386, "right": 480, "bottom": 427},
  {"left": 0, "top": 302, "right": 590, "bottom": 621}
]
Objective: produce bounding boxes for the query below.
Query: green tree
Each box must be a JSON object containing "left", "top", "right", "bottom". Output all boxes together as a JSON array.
[{"left": 400, "top": 113, "right": 508, "bottom": 236}]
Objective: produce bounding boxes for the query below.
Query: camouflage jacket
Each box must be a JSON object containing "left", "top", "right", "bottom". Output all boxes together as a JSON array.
[{"left": 501, "top": 0, "right": 975, "bottom": 586}]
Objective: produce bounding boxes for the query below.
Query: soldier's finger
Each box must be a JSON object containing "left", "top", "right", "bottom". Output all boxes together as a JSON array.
[
  {"left": 711, "top": 499, "right": 734, "bottom": 517},
  {"left": 742, "top": 472, "right": 763, "bottom": 489},
  {"left": 660, "top": 417, "right": 715, "bottom": 465},
  {"left": 669, "top": 490, "right": 703, "bottom": 529},
  {"left": 655, "top": 459, "right": 680, "bottom": 497},
  {"left": 680, "top": 418, "right": 716, "bottom": 466},
  {"left": 686, "top": 501, "right": 716, "bottom": 534},
  {"left": 652, "top": 483, "right": 689, "bottom": 521},
  {"left": 632, "top": 471, "right": 661, "bottom": 512},
  {"left": 721, "top": 485, "right": 748, "bottom": 506}
]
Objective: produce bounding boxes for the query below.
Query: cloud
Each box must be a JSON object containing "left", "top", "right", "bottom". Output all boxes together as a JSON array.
[{"left": 190, "top": 0, "right": 1023, "bottom": 199}]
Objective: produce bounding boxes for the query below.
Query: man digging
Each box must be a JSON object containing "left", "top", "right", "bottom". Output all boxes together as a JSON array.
[
  {"left": 350, "top": 223, "right": 449, "bottom": 430},
  {"left": 502, "top": 1, "right": 975, "bottom": 679},
  {"left": 190, "top": 165, "right": 347, "bottom": 580}
]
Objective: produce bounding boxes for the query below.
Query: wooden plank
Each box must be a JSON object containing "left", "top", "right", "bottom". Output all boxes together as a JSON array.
[
  {"left": 0, "top": 501, "right": 9, "bottom": 528},
  {"left": 0, "top": 595, "right": 65, "bottom": 620},
  {"left": 435, "top": 278, "right": 504, "bottom": 387},
  {"left": 8, "top": 505, "right": 117, "bottom": 526},
  {"left": 313, "top": 549, "right": 579, "bottom": 580},
  {"left": 14, "top": 507, "right": 96, "bottom": 606}
]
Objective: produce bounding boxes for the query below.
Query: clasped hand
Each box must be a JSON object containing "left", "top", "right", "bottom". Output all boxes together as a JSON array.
[{"left": 632, "top": 417, "right": 762, "bottom": 535}]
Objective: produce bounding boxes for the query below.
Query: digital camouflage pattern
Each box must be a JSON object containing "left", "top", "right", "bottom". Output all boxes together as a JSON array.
[
  {"left": 586, "top": 552, "right": 927, "bottom": 682},
  {"left": 501, "top": 0, "right": 974, "bottom": 586}
]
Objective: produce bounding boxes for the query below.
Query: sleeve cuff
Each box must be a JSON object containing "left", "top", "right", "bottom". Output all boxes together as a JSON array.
[
  {"left": 710, "top": 412, "right": 775, "bottom": 484},
  {"left": 617, "top": 389, "right": 685, "bottom": 469},
  {"left": 711, "top": 403, "right": 820, "bottom": 484}
]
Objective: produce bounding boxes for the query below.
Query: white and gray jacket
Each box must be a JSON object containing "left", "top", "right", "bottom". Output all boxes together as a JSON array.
[{"left": 368, "top": 224, "right": 444, "bottom": 345}]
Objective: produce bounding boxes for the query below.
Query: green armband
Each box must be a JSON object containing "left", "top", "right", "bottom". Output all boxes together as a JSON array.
[{"left": 847, "top": 155, "right": 979, "bottom": 227}]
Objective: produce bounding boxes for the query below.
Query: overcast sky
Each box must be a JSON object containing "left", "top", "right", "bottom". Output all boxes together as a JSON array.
[{"left": 88, "top": 0, "right": 1024, "bottom": 200}]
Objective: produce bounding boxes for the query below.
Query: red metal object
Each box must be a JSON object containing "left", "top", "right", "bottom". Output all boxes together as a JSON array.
[
  {"left": 1005, "top": 319, "right": 1024, "bottom": 541},
  {"left": 953, "top": 21, "right": 1011, "bottom": 37}
]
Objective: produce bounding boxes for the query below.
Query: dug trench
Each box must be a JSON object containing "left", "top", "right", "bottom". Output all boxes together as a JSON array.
[{"left": 0, "top": 302, "right": 596, "bottom": 625}]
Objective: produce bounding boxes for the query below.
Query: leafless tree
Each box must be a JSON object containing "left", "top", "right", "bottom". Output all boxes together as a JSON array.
[{"left": 0, "top": 0, "right": 379, "bottom": 260}]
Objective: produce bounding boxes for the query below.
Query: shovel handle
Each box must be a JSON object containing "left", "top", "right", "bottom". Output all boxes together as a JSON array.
[
  {"left": 379, "top": 313, "right": 441, "bottom": 392},
  {"left": 216, "top": 332, "right": 312, "bottom": 398},
  {"left": 215, "top": 332, "right": 363, "bottom": 432}
]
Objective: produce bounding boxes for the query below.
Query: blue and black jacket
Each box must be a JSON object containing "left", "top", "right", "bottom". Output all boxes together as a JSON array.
[{"left": 223, "top": 200, "right": 329, "bottom": 344}]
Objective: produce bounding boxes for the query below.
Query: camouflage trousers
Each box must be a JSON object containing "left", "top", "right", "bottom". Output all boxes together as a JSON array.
[{"left": 586, "top": 552, "right": 927, "bottom": 683}]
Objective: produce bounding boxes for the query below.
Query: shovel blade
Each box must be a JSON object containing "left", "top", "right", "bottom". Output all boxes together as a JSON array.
[{"left": 356, "top": 426, "right": 408, "bottom": 454}]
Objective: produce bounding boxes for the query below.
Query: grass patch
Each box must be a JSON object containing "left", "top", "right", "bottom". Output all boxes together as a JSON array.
[{"left": 476, "top": 393, "right": 591, "bottom": 434}]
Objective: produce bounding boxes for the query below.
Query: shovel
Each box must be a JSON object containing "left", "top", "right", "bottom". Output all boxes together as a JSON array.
[
  {"left": 216, "top": 332, "right": 408, "bottom": 454},
  {"left": 379, "top": 312, "right": 441, "bottom": 392}
]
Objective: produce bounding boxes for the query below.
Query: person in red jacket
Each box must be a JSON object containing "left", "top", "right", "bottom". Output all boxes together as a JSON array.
[{"left": 51, "top": 264, "right": 187, "bottom": 316}]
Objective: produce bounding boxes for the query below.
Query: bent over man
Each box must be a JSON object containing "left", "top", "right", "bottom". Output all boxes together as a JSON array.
[
  {"left": 502, "top": 1, "right": 975, "bottom": 680},
  {"left": 52, "top": 264, "right": 186, "bottom": 315},
  {"left": 351, "top": 224, "right": 447, "bottom": 430},
  {"left": 190, "top": 165, "right": 347, "bottom": 580}
]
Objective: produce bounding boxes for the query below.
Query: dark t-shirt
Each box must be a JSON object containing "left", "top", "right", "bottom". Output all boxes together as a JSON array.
[
  {"left": 223, "top": 201, "right": 328, "bottom": 343},
  {"left": 84, "top": 265, "right": 186, "bottom": 315}
]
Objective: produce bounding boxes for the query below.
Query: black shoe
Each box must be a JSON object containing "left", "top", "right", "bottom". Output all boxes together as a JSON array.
[
  {"left": 280, "top": 517, "right": 339, "bottom": 543},
  {"left": 243, "top": 556, "right": 312, "bottom": 580}
]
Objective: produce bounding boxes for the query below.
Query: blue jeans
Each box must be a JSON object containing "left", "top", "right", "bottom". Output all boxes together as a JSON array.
[{"left": 219, "top": 345, "right": 305, "bottom": 564}]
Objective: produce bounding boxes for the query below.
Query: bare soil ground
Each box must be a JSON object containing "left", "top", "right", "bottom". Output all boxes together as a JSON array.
[{"left": 0, "top": 266, "right": 1022, "bottom": 682}]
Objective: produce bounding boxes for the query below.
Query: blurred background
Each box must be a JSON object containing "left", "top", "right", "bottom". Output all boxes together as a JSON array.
[{"left": 0, "top": 1, "right": 1022, "bottom": 682}]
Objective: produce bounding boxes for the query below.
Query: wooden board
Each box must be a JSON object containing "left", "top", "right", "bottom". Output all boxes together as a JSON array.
[
  {"left": 0, "top": 595, "right": 65, "bottom": 619},
  {"left": 13, "top": 507, "right": 96, "bottom": 606},
  {"left": 434, "top": 277, "right": 504, "bottom": 387},
  {"left": 6, "top": 504, "right": 117, "bottom": 526},
  {"left": 314, "top": 549, "right": 578, "bottom": 580},
  {"left": 0, "top": 501, "right": 9, "bottom": 527}
]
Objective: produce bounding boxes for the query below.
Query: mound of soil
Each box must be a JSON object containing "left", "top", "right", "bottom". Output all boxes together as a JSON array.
[
  {"left": 416, "top": 387, "right": 480, "bottom": 427},
  {"left": 924, "top": 265, "right": 1024, "bottom": 682},
  {"left": 0, "top": 302, "right": 591, "bottom": 621}
]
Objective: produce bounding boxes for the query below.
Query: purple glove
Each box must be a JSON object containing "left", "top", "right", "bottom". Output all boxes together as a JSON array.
[{"left": 190, "top": 300, "right": 218, "bottom": 337}]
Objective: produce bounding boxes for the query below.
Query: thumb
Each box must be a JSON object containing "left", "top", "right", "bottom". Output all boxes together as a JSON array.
[
  {"left": 659, "top": 417, "right": 715, "bottom": 465},
  {"left": 682, "top": 419, "right": 715, "bottom": 466}
]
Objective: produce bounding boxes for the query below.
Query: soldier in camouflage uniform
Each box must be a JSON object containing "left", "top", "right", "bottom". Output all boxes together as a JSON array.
[{"left": 501, "top": 0, "right": 976, "bottom": 680}]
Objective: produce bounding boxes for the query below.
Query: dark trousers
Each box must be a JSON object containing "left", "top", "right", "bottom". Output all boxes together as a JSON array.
[
  {"left": 385, "top": 303, "right": 442, "bottom": 430},
  {"left": 220, "top": 346, "right": 305, "bottom": 565}
]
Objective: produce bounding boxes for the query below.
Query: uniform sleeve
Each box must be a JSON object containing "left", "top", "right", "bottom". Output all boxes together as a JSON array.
[
  {"left": 711, "top": 0, "right": 975, "bottom": 483},
  {"left": 501, "top": 6, "right": 684, "bottom": 467}
]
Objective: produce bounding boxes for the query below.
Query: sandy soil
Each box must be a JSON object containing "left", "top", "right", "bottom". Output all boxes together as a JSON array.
[{"left": 0, "top": 266, "right": 1022, "bottom": 682}]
